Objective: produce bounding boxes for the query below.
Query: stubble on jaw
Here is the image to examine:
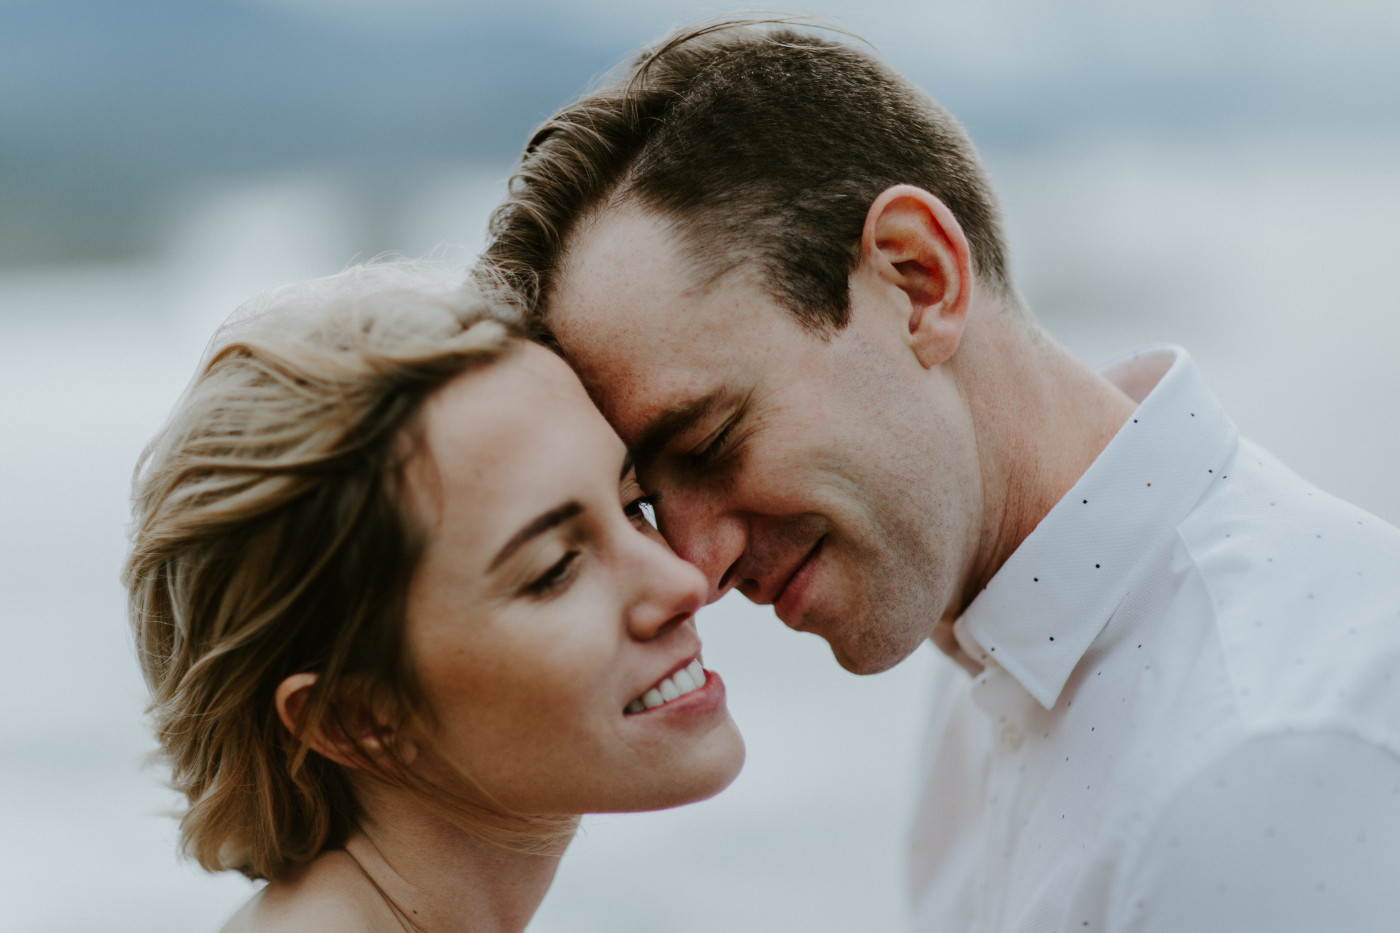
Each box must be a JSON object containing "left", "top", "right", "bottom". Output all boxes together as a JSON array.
[{"left": 823, "top": 533, "right": 957, "bottom": 676}]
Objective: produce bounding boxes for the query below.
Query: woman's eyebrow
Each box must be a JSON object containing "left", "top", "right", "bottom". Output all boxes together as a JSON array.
[{"left": 488, "top": 501, "right": 584, "bottom": 571}]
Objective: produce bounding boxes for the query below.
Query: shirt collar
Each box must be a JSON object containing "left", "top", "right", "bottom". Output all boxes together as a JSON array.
[{"left": 954, "top": 346, "right": 1239, "bottom": 709}]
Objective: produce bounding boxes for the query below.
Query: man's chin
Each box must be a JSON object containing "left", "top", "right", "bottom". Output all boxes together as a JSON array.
[{"left": 824, "top": 629, "right": 916, "bottom": 676}]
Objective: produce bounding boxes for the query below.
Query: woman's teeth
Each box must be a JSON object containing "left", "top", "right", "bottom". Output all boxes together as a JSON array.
[{"left": 625, "top": 659, "right": 707, "bottom": 714}]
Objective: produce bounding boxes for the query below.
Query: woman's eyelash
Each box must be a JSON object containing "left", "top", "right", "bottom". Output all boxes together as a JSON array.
[
  {"left": 625, "top": 493, "right": 660, "bottom": 528},
  {"left": 525, "top": 550, "right": 579, "bottom": 596}
]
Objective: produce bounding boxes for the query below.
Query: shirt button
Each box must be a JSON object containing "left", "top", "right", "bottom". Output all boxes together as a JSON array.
[{"left": 999, "top": 721, "right": 1025, "bottom": 752}]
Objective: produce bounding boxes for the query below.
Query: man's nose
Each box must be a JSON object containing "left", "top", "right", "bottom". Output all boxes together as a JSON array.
[{"left": 654, "top": 487, "right": 747, "bottom": 603}]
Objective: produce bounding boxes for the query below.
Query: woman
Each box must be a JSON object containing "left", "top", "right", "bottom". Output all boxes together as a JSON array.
[{"left": 124, "top": 261, "right": 745, "bottom": 931}]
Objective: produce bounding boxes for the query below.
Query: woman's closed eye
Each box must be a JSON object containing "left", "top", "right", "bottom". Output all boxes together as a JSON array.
[{"left": 524, "top": 549, "right": 581, "bottom": 597}]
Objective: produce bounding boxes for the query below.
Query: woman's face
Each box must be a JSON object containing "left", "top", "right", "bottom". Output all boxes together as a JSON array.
[{"left": 399, "top": 343, "right": 744, "bottom": 815}]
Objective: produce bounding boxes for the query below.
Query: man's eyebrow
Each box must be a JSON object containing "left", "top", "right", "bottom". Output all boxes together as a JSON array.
[
  {"left": 629, "top": 390, "right": 725, "bottom": 476},
  {"left": 489, "top": 501, "right": 584, "bottom": 571}
]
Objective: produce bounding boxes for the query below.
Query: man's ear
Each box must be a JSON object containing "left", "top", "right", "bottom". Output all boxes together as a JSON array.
[
  {"left": 857, "top": 184, "right": 974, "bottom": 369},
  {"left": 275, "top": 672, "right": 417, "bottom": 771}
]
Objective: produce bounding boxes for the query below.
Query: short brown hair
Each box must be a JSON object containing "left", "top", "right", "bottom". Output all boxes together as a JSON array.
[
  {"left": 483, "top": 19, "right": 1014, "bottom": 332},
  {"left": 124, "top": 261, "right": 567, "bottom": 881}
]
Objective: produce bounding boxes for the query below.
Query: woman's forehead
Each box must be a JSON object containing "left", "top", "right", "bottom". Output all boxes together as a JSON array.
[{"left": 403, "top": 344, "right": 619, "bottom": 534}]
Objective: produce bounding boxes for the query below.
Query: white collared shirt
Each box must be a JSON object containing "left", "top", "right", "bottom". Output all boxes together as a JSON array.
[{"left": 909, "top": 347, "right": 1400, "bottom": 933}]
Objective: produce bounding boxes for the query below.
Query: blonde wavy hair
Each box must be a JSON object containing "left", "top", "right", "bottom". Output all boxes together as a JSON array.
[{"left": 124, "top": 260, "right": 574, "bottom": 882}]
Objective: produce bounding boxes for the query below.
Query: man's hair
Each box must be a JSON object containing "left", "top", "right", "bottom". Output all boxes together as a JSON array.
[
  {"left": 483, "top": 19, "right": 1014, "bottom": 332},
  {"left": 123, "top": 261, "right": 572, "bottom": 882}
]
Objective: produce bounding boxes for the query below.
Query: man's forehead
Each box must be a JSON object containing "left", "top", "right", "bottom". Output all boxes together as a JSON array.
[
  {"left": 550, "top": 211, "right": 730, "bottom": 419},
  {"left": 552, "top": 204, "right": 693, "bottom": 310},
  {"left": 559, "top": 331, "right": 727, "bottom": 450},
  {"left": 547, "top": 200, "right": 807, "bottom": 462}
]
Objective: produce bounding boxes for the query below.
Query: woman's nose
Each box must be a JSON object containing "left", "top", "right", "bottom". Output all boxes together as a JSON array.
[{"left": 624, "top": 531, "right": 708, "bottom": 641}]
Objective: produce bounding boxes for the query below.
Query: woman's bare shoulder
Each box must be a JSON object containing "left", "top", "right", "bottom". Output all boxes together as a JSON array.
[{"left": 220, "top": 851, "right": 391, "bottom": 933}]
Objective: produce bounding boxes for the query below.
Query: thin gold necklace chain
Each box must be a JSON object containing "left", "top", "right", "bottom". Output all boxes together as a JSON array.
[{"left": 346, "top": 848, "right": 427, "bottom": 933}]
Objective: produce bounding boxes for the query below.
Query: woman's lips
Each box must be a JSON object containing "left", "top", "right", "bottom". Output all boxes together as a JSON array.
[
  {"left": 625, "top": 658, "right": 708, "bottom": 714},
  {"left": 623, "top": 666, "right": 726, "bottom": 720}
]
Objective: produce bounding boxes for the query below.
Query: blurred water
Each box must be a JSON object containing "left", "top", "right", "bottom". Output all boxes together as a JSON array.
[{"left": 1, "top": 135, "right": 1397, "bottom": 931}]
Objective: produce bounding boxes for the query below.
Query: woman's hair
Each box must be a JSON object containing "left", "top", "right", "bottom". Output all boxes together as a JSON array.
[{"left": 124, "top": 260, "right": 572, "bottom": 882}]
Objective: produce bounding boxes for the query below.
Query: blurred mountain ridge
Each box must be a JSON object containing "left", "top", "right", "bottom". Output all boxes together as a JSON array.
[{"left": 1, "top": 0, "right": 619, "bottom": 266}]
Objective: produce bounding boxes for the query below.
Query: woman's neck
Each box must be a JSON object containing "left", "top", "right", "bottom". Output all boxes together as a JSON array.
[{"left": 343, "top": 788, "right": 573, "bottom": 933}]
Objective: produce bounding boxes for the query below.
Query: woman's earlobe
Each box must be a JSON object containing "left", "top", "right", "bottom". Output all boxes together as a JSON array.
[
  {"left": 275, "top": 672, "right": 320, "bottom": 738},
  {"left": 274, "top": 672, "right": 415, "bottom": 770}
]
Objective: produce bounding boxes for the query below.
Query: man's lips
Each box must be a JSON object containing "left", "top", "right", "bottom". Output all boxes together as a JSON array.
[{"left": 773, "top": 536, "right": 825, "bottom": 626}]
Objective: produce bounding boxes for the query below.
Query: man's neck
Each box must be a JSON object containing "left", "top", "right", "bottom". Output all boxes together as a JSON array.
[{"left": 953, "top": 306, "right": 1137, "bottom": 617}]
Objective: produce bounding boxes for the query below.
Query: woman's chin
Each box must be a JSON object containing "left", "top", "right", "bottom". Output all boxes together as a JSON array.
[
  {"left": 618, "top": 720, "right": 747, "bottom": 813},
  {"left": 680, "top": 728, "right": 746, "bottom": 806}
]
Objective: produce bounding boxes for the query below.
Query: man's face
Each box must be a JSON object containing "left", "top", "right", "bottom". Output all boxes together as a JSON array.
[{"left": 550, "top": 206, "right": 984, "bottom": 674}]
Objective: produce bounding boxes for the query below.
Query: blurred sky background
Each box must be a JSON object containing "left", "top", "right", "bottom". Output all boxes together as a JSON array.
[{"left": 2, "top": 1, "right": 1398, "bottom": 930}]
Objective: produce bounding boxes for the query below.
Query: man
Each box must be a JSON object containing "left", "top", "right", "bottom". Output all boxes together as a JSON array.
[{"left": 481, "top": 20, "right": 1400, "bottom": 932}]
